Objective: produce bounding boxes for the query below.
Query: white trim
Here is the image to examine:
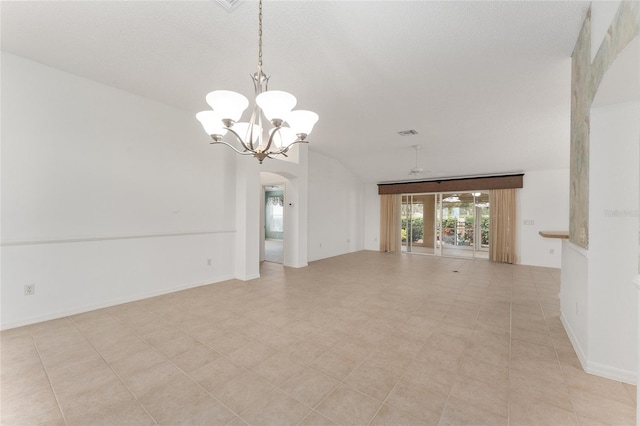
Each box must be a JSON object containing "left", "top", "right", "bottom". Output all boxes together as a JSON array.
[
  {"left": 561, "top": 312, "right": 589, "bottom": 371},
  {"left": 0, "top": 274, "right": 236, "bottom": 330},
  {"left": 1, "top": 230, "right": 235, "bottom": 247},
  {"left": 562, "top": 312, "right": 637, "bottom": 385},
  {"left": 585, "top": 360, "right": 637, "bottom": 385},
  {"left": 285, "top": 261, "right": 309, "bottom": 269},
  {"left": 235, "top": 273, "right": 261, "bottom": 281}
]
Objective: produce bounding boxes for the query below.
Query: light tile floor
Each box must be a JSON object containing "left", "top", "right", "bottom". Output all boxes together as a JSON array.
[
  {"left": 264, "top": 239, "right": 284, "bottom": 264},
  {"left": 1, "top": 251, "right": 636, "bottom": 425}
]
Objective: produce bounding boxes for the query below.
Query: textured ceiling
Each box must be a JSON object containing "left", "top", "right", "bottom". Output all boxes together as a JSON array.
[{"left": 1, "top": 0, "right": 590, "bottom": 183}]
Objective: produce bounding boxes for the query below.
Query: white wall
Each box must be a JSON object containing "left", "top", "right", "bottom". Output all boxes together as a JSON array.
[
  {"left": 587, "top": 100, "right": 639, "bottom": 382},
  {"left": 363, "top": 184, "right": 381, "bottom": 251},
  {"left": 562, "top": 102, "right": 640, "bottom": 386},
  {"left": 517, "top": 169, "right": 570, "bottom": 268},
  {"left": 2, "top": 234, "right": 235, "bottom": 329},
  {"left": 307, "top": 151, "right": 365, "bottom": 261},
  {"left": 560, "top": 241, "right": 589, "bottom": 368},
  {"left": 1, "top": 53, "right": 237, "bottom": 328},
  {"left": 233, "top": 155, "right": 261, "bottom": 279}
]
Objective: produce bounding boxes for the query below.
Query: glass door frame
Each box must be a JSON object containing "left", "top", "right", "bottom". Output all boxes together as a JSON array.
[
  {"left": 401, "top": 194, "right": 435, "bottom": 255},
  {"left": 403, "top": 191, "right": 490, "bottom": 259}
]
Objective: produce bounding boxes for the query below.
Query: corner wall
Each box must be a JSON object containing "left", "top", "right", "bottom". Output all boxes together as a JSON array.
[
  {"left": 307, "top": 152, "right": 365, "bottom": 262},
  {"left": 363, "top": 184, "right": 381, "bottom": 251}
]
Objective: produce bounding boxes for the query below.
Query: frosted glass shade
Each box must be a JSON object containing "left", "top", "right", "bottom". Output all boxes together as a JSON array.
[
  {"left": 205, "top": 90, "right": 249, "bottom": 122},
  {"left": 286, "top": 110, "right": 319, "bottom": 136},
  {"left": 196, "top": 111, "right": 228, "bottom": 137},
  {"left": 256, "top": 90, "right": 297, "bottom": 122},
  {"left": 233, "top": 122, "right": 262, "bottom": 148},
  {"left": 269, "top": 127, "right": 297, "bottom": 148}
]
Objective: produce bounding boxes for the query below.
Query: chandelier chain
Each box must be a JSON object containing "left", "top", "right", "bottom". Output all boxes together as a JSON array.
[{"left": 258, "top": 0, "right": 263, "bottom": 70}]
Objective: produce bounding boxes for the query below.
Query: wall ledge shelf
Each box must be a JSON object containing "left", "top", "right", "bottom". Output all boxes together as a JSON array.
[{"left": 539, "top": 231, "right": 569, "bottom": 239}]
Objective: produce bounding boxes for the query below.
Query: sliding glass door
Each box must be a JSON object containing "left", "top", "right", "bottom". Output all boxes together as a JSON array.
[
  {"left": 402, "top": 195, "right": 420, "bottom": 253},
  {"left": 401, "top": 195, "right": 437, "bottom": 254},
  {"left": 404, "top": 191, "right": 490, "bottom": 258}
]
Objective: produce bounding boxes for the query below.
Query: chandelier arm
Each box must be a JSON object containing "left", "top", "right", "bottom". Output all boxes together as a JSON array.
[
  {"left": 281, "top": 139, "right": 309, "bottom": 153},
  {"left": 263, "top": 149, "right": 286, "bottom": 160},
  {"left": 247, "top": 104, "right": 261, "bottom": 151},
  {"left": 262, "top": 124, "right": 283, "bottom": 153},
  {"left": 210, "top": 140, "right": 257, "bottom": 156},
  {"left": 225, "top": 127, "right": 254, "bottom": 153}
]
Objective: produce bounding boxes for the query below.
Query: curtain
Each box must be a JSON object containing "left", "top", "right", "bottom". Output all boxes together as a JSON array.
[
  {"left": 490, "top": 188, "right": 516, "bottom": 263},
  {"left": 266, "top": 197, "right": 284, "bottom": 232},
  {"left": 380, "top": 194, "right": 402, "bottom": 252}
]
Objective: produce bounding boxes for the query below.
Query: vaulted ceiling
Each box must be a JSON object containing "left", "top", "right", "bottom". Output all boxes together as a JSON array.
[{"left": 1, "top": 0, "right": 590, "bottom": 183}]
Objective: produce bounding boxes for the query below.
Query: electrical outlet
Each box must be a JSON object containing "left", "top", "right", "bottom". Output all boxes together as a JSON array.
[
  {"left": 24, "top": 284, "right": 35, "bottom": 296},
  {"left": 207, "top": 258, "right": 212, "bottom": 266},
  {"left": 523, "top": 220, "right": 535, "bottom": 226},
  {"left": 549, "top": 249, "right": 555, "bottom": 255}
]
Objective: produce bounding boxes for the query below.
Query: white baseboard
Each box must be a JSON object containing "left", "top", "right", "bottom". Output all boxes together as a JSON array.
[
  {"left": 0, "top": 274, "right": 235, "bottom": 330},
  {"left": 585, "top": 360, "right": 637, "bottom": 385},
  {"left": 284, "top": 262, "right": 308, "bottom": 269},
  {"left": 561, "top": 313, "right": 636, "bottom": 385},
  {"left": 235, "top": 273, "right": 261, "bottom": 281},
  {"left": 560, "top": 313, "right": 589, "bottom": 370}
]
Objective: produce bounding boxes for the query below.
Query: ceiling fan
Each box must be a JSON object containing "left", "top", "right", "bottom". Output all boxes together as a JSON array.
[{"left": 408, "top": 145, "right": 427, "bottom": 176}]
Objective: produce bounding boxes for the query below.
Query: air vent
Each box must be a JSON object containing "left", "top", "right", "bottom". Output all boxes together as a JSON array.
[
  {"left": 398, "top": 129, "right": 418, "bottom": 136},
  {"left": 216, "top": 0, "right": 243, "bottom": 12}
]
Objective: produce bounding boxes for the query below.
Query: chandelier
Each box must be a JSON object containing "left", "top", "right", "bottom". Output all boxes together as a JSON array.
[{"left": 196, "top": 0, "right": 319, "bottom": 164}]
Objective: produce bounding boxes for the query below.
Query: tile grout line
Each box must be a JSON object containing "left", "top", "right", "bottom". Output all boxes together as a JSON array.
[
  {"left": 69, "top": 307, "right": 256, "bottom": 425},
  {"left": 364, "top": 282, "right": 472, "bottom": 426},
  {"left": 169, "top": 308, "right": 366, "bottom": 424},
  {"left": 296, "top": 293, "right": 436, "bottom": 425},
  {"left": 506, "top": 267, "right": 514, "bottom": 426},
  {"left": 435, "top": 273, "right": 488, "bottom": 426},
  {"left": 138, "top": 315, "right": 276, "bottom": 424},
  {"left": 363, "top": 332, "right": 431, "bottom": 426},
  {"left": 533, "top": 274, "right": 582, "bottom": 426},
  {"left": 27, "top": 327, "right": 69, "bottom": 426},
  {"left": 67, "top": 314, "right": 161, "bottom": 425},
  {"left": 293, "top": 303, "right": 404, "bottom": 425}
]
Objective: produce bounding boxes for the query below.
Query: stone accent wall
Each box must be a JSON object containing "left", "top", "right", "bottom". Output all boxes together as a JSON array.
[{"left": 569, "top": 1, "right": 640, "bottom": 248}]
